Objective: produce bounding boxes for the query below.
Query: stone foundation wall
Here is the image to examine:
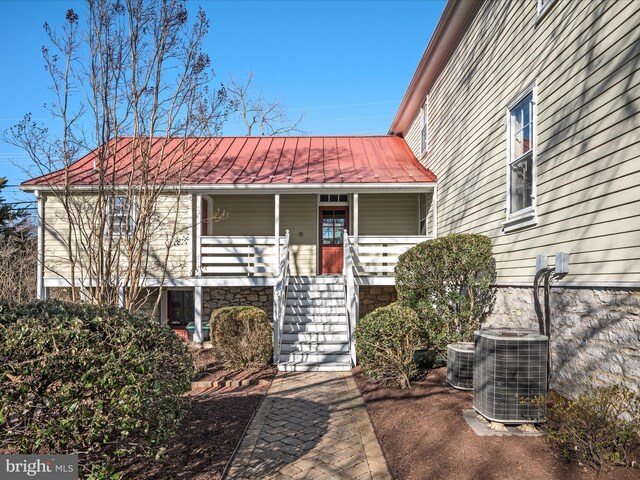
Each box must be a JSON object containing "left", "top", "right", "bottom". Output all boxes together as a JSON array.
[
  {"left": 359, "top": 286, "right": 397, "bottom": 318},
  {"left": 203, "top": 287, "right": 273, "bottom": 321},
  {"left": 485, "top": 286, "right": 640, "bottom": 398}
]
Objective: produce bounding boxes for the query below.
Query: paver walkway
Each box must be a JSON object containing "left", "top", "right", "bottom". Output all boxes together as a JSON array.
[{"left": 225, "top": 372, "right": 391, "bottom": 479}]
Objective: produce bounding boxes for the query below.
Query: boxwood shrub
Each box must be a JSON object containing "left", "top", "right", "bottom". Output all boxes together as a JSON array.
[
  {"left": 355, "top": 303, "right": 423, "bottom": 389},
  {"left": 210, "top": 306, "right": 272, "bottom": 368},
  {"left": 0, "top": 300, "right": 193, "bottom": 479},
  {"left": 395, "top": 233, "right": 496, "bottom": 355},
  {"left": 543, "top": 386, "right": 640, "bottom": 473}
]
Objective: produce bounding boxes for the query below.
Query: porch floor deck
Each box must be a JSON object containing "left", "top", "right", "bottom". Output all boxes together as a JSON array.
[{"left": 225, "top": 372, "right": 391, "bottom": 479}]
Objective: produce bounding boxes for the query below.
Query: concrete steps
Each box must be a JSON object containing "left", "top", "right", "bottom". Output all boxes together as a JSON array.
[{"left": 277, "top": 275, "right": 351, "bottom": 372}]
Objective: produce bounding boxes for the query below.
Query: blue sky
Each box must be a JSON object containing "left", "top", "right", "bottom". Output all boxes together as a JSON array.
[{"left": 0, "top": 0, "right": 446, "bottom": 207}]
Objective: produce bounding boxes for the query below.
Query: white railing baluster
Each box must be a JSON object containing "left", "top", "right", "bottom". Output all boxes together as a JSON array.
[
  {"left": 273, "top": 230, "right": 290, "bottom": 363},
  {"left": 343, "top": 229, "right": 359, "bottom": 366}
]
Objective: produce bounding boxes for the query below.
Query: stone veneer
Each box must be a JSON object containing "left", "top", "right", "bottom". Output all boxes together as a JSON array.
[
  {"left": 485, "top": 286, "right": 640, "bottom": 398},
  {"left": 203, "top": 286, "right": 273, "bottom": 321},
  {"left": 358, "top": 286, "right": 397, "bottom": 318}
]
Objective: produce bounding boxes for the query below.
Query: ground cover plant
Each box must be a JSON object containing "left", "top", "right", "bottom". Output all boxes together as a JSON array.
[
  {"left": 395, "top": 233, "right": 496, "bottom": 356},
  {"left": 355, "top": 303, "right": 423, "bottom": 388},
  {"left": 210, "top": 306, "right": 272, "bottom": 368},
  {"left": 543, "top": 386, "right": 640, "bottom": 473},
  {"left": 0, "top": 300, "right": 193, "bottom": 479}
]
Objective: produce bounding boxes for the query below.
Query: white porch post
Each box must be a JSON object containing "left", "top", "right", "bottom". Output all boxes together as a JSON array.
[
  {"left": 275, "top": 193, "right": 280, "bottom": 269},
  {"left": 432, "top": 186, "right": 438, "bottom": 238},
  {"left": 35, "top": 190, "right": 46, "bottom": 300},
  {"left": 194, "top": 286, "right": 203, "bottom": 343},
  {"left": 353, "top": 193, "right": 359, "bottom": 253},
  {"left": 195, "top": 194, "right": 202, "bottom": 276}
]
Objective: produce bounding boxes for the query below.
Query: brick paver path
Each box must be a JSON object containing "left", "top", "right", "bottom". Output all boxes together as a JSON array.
[{"left": 225, "top": 372, "right": 391, "bottom": 479}]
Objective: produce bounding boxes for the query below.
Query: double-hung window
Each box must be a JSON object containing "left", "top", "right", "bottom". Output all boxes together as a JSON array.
[
  {"left": 107, "top": 195, "right": 134, "bottom": 237},
  {"left": 420, "top": 96, "right": 428, "bottom": 155},
  {"left": 505, "top": 85, "right": 537, "bottom": 232}
]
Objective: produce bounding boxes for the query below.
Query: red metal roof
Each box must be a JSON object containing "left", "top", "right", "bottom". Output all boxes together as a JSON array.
[{"left": 22, "top": 136, "right": 437, "bottom": 187}]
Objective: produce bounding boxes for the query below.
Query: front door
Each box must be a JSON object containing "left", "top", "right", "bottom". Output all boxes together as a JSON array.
[{"left": 319, "top": 207, "right": 348, "bottom": 274}]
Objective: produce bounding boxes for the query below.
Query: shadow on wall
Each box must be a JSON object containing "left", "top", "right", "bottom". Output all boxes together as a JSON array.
[{"left": 485, "top": 286, "right": 640, "bottom": 398}]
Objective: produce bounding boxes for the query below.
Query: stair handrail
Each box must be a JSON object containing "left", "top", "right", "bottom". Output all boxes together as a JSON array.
[
  {"left": 343, "top": 229, "right": 358, "bottom": 366},
  {"left": 273, "top": 229, "right": 290, "bottom": 363}
]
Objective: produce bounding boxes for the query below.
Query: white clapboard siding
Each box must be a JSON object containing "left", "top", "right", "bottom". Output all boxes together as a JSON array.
[
  {"left": 280, "top": 194, "right": 317, "bottom": 276},
  {"left": 408, "top": 0, "right": 640, "bottom": 285}
]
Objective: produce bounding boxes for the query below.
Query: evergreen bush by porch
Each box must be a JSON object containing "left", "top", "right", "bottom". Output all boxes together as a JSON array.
[
  {"left": 0, "top": 300, "right": 193, "bottom": 479},
  {"left": 395, "top": 233, "right": 496, "bottom": 356},
  {"left": 210, "top": 306, "right": 272, "bottom": 367},
  {"left": 355, "top": 303, "right": 423, "bottom": 389}
]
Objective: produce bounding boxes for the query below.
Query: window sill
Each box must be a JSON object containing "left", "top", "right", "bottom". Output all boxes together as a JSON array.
[{"left": 502, "top": 209, "right": 537, "bottom": 233}]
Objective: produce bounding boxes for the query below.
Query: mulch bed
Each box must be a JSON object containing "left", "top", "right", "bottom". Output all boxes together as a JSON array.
[
  {"left": 117, "top": 367, "right": 273, "bottom": 479},
  {"left": 354, "top": 366, "right": 639, "bottom": 480}
]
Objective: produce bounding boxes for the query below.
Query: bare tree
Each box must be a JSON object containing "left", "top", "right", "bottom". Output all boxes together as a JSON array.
[
  {"left": 227, "top": 72, "right": 304, "bottom": 135},
  {"left": 5, "top": 0, "right": 228, "bottom": 315}
]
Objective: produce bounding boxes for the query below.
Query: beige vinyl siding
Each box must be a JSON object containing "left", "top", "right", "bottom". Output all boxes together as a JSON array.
[
  {"left": 43, "top": 192, "right": 191, "bottom": 280},
  {"left": 280, "top": 194, "right": 317, "bottom": 276},
  {"left": 358, "top": 193, "right": 419, "bottom": 236},
  {"left": 43, "top": 194, "right": 75, "bottom": 279},
  {"left": 210, "top": 195, "right": 275, "bottom": 236},
  {"left": 407, "top": 0, "right": 640, "bottom": 285}
]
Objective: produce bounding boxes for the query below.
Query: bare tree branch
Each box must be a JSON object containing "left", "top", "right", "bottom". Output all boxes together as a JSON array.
[{"left": 227, "top": 72, "right": 304, "bottom": 136}]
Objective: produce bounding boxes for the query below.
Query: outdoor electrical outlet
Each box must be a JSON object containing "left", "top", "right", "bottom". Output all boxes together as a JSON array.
[{"left": 555, "top": 252, "right": 570, "bottom": 275}]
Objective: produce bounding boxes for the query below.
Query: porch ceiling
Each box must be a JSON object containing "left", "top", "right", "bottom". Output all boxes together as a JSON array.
[{"left": 22, "top": 136, "right": 437, "bottom": 189}]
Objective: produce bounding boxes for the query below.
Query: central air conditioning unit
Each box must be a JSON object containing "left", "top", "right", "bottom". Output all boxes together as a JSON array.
[
  {"left": 473, "top": 328, "right": 548, "bottom": 424},
  {"left": 446, "top": 342, "right": 474, "bottom": 390}
]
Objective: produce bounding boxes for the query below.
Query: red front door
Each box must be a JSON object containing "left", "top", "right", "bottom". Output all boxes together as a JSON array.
[{"left": 319, "top": 207, "right": 348, "bottom": 274}]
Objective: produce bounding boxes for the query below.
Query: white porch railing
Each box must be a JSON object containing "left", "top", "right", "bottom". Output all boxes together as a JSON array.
[
  {"left": 347, "top": 235, "right": 431, "bottom": 276},
  {"left": 200, "top": 236, "right": 281, "bottom": 276},
  {"left": 273, "top": 230, "right": 290, "bottom": 363},
  {"left": 343, "top": 233, "right": 430, "bottom": 365},
  {"left": 343, "top": 231, "right": 359, "bottom": 366}
]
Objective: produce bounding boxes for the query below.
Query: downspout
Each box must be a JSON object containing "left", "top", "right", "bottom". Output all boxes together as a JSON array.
[{"left": 35, "top": 190, "right": 46, "bottom": 300}]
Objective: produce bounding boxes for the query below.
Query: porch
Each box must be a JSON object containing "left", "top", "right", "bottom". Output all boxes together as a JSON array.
[{"left": 194, "top": 190, "right": 437, "bottom": 284}]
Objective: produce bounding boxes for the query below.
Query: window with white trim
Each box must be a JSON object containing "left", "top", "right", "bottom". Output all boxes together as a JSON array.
[
  {"left": 505, "top": 87, "right": 536, "bottom": 230},
  {"left": 107, "top": 195, "right": 134, "bottom": 236},
  {"left": 420, "top": 96, "right": 428, "bottom": 155}
]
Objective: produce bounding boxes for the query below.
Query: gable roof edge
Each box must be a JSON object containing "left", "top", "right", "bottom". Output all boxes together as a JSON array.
[{"left": 389, "top": 0, "right": 480, "bottom": 136}]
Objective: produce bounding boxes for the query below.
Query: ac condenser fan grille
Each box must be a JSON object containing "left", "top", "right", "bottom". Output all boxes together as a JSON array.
[
  {"left": 473, "top": 328, "right": 548, "bottom": 424},
  {"left": 447, "top": 342, "right": 474, "bottom": 390}
]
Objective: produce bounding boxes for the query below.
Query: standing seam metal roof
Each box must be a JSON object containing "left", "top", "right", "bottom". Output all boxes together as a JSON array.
[{"left": 21, "top": 136, "right": 437, "bottom": 187}]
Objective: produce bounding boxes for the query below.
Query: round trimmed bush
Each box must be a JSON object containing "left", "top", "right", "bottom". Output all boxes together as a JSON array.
[
  {"left": 0, "top": 300, "right": 194, "bottom": 479},
  {"left": 210, "top": 306, "right": 272, "bottom": 367},
  {"left": 395, "top": 233, "right": 496, "bottom": 355},
  {"left": 355, "top": 303, "right": 423, "bottom": 389}
]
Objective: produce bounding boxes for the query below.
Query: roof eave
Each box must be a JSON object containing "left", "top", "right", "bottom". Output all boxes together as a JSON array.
[
  {"left": 22, "top": 181, "right": 438, "bottom": 193},
  {"left": 389, "top": 0, "right": 480, "bottom": 137}
]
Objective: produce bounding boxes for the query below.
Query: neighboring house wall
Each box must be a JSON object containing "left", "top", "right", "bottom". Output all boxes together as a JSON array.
[
  {"left": 358, "top": 193, "right": 420, "bottom": 235},
  {"left": 404, "top": 0, "right": 640, "bottom": 396},
  {"left": 43, "top": 192, "right": 191, "bottom": 281},
  {"left": 407, "top": 0, "right": 640, "bottom": 284}
]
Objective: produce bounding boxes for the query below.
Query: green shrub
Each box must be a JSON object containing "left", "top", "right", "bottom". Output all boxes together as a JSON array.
[
  {"left": 0, "top": 300, "right": 193, "bottom": 479},
  {"left": 543, "top": 386, "right": 640, "bottom": 473},
  {"left": 210, "top": 306, "right": 272, "bottom": 368},
  {"left": 355, "top": 303, "right": 423, "bottom": 389},
  {"left": 395, "top": 233, "right": 496, "bottom": 355}
]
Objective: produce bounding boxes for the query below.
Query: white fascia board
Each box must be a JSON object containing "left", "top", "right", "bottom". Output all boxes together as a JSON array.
[{"left": 23, "top": 182, "right": 438, "bottom": 194}]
